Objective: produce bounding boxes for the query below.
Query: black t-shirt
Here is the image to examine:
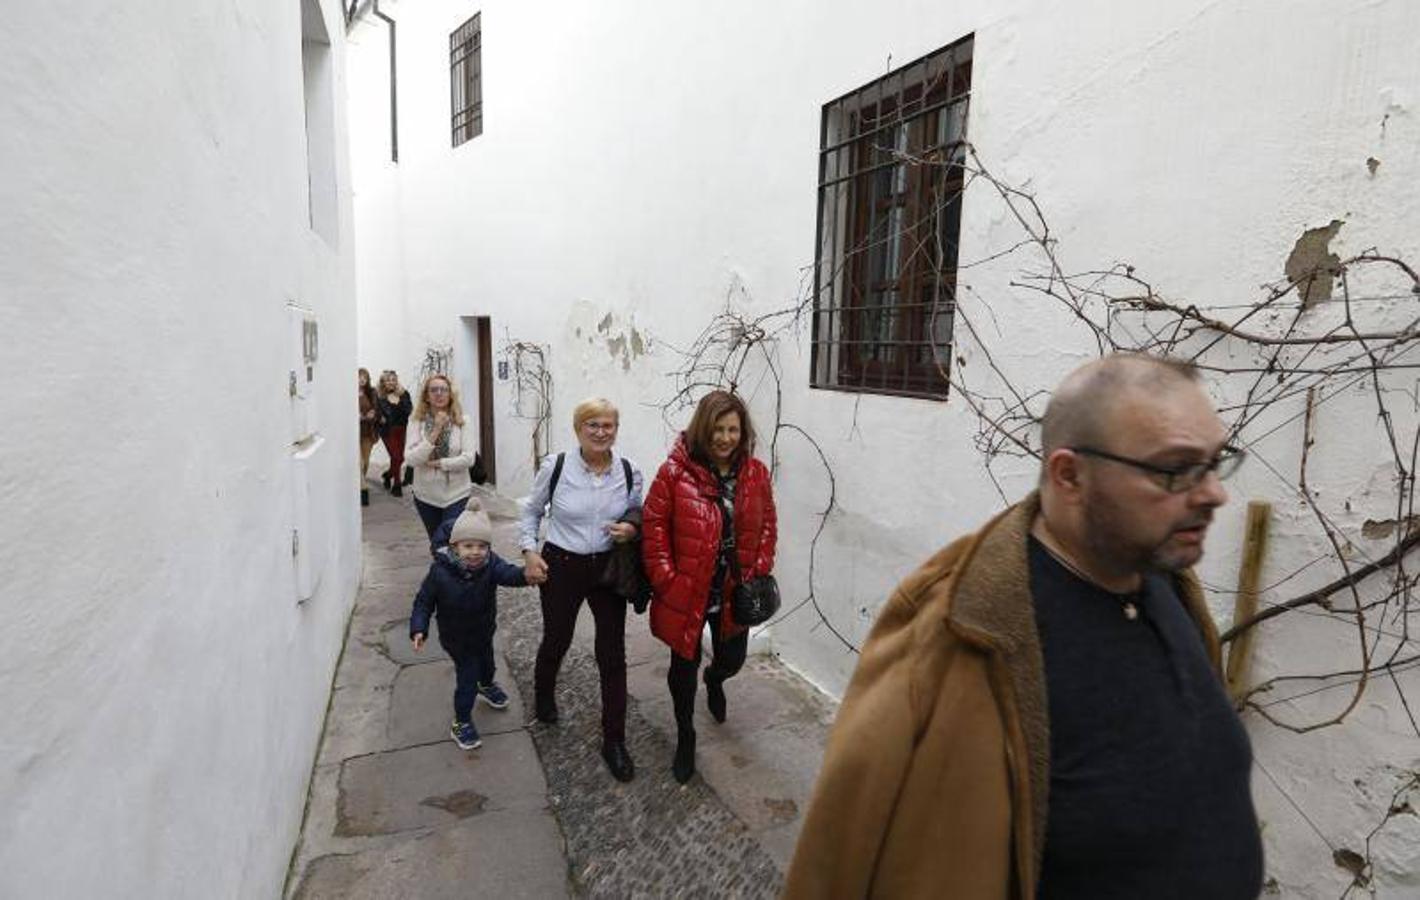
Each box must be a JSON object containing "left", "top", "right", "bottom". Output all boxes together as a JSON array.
[{"left": 1027, "top": 536, "right": 1263, "bottom": 899}]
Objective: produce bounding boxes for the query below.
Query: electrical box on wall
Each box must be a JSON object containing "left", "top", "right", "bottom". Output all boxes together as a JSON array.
[{"left": 289, "top": 303, "right": 319, "bottom": 444}]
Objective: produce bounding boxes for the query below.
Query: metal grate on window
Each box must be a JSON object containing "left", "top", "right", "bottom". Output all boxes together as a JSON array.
[
  {"left": 811, "top": 35, "right": 972, "bottom": 400},
  {"left": 450, "top": 13, "right": 482, "bottom": 147}
]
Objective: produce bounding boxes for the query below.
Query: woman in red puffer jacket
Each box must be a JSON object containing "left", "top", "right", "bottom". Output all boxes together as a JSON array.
[{"left": 642, "top": 390, "right": 777, "bottom": 784}]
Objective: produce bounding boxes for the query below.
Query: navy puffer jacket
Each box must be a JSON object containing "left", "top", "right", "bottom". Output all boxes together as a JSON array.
[{"left": 410, "top": 548, "right": 527, "bottom": 653}]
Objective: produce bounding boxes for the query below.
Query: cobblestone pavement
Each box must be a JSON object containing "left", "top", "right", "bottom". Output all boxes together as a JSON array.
[
  {"left": 504, "top": 597, "right": 786, "bottom": 899},
  {"left": 288, "top": 479, "right": 836, "bottom": 898}
]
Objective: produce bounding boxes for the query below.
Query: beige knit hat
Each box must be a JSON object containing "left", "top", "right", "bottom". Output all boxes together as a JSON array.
[{"left": 449, "top": 498, "right": 492, "bottom": 545}]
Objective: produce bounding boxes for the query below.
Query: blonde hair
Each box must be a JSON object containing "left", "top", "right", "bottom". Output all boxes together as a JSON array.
[
  {"left": 413, "top": 374, "right": 466, "bottom": 426},
  {"left": 379, "top": 370, "right": 403, "bottom": 393},
  {"left": 572, "top": 397, "right": 619, "bottom": 432}
]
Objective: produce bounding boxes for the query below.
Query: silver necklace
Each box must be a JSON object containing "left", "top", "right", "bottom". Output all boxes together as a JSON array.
[{"left": 1035, "top": 537, "right": 1141, "bottom": 621}]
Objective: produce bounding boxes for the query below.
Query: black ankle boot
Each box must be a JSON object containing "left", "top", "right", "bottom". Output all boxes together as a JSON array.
[
  {"left": 672, "top": 730, "right": 696, "bottom": 784},
  {"left": 360, "top": 488, "right": 369, "bottom": 507},
  {"left": 602, "top": 741, "right": 635, "bottom": 782},
  {"left": 391, "top": 483, "right": 403, "bottom": 498},
  {"left": 704, "top": 672, "right": 726, "bottom": 723},
  {"left": 381, "top": 472, "right": 392, "bottom": 490}
]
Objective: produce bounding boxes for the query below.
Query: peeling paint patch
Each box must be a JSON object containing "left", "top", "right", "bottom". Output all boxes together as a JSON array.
[
  {"left": 1285, "top": 220, "right": 1344, "bottom": 309},
  {"left": 606, "top": 335, "right": 630, "bottom": 371},
  {"left": 597, "top": 313, "right": 614, "bottom": 333},
  {"left": 1361, "top": 516, "right": 1420, "bottom": 541},
  {"left": 630, "top": 327, "right": 646, "bottom": 357},
  {"left": 1366, "top": 156, "right": 1381, "bottom": 176}
]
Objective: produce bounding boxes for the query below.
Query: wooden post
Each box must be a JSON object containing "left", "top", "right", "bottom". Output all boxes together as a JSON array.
[{"left": 1226, "top": 501, "right": 1273, "bottom": 700}]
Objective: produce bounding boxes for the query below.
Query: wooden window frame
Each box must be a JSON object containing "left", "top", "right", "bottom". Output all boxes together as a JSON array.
[
  {"left": 450, "top": 13, "right": 482, "bottom": 147},
  {"left": 812, "top": 36, "right": 972, "bottom": 400}
]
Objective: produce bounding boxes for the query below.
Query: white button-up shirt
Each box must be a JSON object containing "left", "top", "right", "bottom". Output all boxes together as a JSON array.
[{"left": 519, "top": 451, "right": 644, "bottom": 555}]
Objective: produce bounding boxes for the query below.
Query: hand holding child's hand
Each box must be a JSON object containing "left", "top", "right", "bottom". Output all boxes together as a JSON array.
[
  {"left": 523, "top": 551, "right": 550, "bottom": 584},
  {"left": 412, "top": 634, "right": 426, "bottom": 652}
]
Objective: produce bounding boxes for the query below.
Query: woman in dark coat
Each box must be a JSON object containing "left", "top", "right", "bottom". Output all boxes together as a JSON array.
[
  {"left": 377, "top": 370, "right": 413, "bottom": 497},
  {"left": 641, "top": 390, "right": 777, "bottom": 783}
]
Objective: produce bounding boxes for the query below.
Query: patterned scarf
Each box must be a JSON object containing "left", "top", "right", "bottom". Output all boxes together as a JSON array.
[{"left": 424, "top": 417, "right": 452, "bottom": 460}]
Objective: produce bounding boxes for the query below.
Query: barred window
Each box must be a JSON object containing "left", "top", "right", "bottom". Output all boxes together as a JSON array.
[
  {"left": 450, "top": 13, "right": 482, "bottom": 147},
  {"left": 811, "top": 36, "right": 972, "bottom": 400}
]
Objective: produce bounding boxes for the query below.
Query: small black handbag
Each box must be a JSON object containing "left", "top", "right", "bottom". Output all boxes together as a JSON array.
[{"left": 729, "top": 550, "right": 780, "bottom": 626}]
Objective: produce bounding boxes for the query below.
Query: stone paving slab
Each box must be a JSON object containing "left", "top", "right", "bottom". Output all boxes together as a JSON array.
[
  {"left": 335, "top": 735, "right": 549, "bottom": 837},
  {"left": 386, "top": 653, "right": 526, "bottom": 749},
  {"left": 294, "top": 809, "right": 569, "bottom": 900}
]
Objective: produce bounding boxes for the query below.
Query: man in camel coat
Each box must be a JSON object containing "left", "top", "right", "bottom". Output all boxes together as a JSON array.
[{"left": 785, "top": 354, "right": 1263, "bottom": 899}]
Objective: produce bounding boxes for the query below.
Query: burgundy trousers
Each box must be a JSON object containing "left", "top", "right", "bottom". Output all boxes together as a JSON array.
[
  {"left": 534, "top": 543, "right": 627, "bottom": 743},
  {"left": 380, "top": 425, "right": 407, "bottom": 480}
]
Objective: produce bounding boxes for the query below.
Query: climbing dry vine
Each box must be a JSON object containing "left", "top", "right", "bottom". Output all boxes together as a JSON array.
[
  {"left": 502, "top": 338, "right": 553, "bottom": 469},
  {"left": 657, "top": 139, "right": 1420, "bottom": 889}
]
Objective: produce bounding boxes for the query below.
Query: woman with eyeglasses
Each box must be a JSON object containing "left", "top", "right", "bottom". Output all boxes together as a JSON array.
[
  {"left": 405, "top": 374, "right": 476, "bottom": 551},
  {"left": 519, "top": 398, "right": 644, "bottom": 782}
]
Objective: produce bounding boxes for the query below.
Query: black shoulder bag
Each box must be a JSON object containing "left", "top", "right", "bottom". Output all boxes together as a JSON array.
[{"left": 723, "top": 488, "right": 780, "bottom": 627}]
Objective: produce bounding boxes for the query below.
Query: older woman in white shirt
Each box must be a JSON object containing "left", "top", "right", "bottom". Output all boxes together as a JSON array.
[
  {"left": 405, "top": 374, "right": 476, "bottom": 551},
  {"left": 520, "top": 397, "right": 643, "bottom": 782}
]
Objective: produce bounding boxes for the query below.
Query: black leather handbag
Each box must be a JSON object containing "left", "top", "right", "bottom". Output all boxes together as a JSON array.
[{"left": 729, "top": 551, "right": 779, "bottom": 626}]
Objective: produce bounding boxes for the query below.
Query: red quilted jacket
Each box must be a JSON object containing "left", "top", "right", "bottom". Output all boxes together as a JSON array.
[{"left": 642, "top": 433, "right": 778, "bottom": 660}]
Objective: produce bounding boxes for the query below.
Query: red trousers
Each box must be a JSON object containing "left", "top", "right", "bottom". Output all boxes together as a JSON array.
[{"left": 381, "top": 425, "right": 406, "bottom": 479}]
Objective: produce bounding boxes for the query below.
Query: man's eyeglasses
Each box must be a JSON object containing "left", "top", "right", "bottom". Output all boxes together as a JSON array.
[
  {"left": 427, "top": 385, "right": 450, "bottom": 395},
  {"left": 1069, "top": 445, "right": 1246, "bottom": 494}
]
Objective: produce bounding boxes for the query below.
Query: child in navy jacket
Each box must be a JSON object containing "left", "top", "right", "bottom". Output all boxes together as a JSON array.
[{"left": 410, "top": 499, "right": 533, "bottom": 749}]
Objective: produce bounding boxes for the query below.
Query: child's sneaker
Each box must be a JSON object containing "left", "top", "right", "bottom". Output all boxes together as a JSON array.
[
  {"left": 450, "top": 719, "right": 482, "bottom": 750},
  {"left": 477, "top": 681, "right": 510, "bottom": 710}
]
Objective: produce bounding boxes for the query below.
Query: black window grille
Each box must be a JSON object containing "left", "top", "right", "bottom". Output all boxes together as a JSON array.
[
  {"left": 811, "top": 35, "right": 972, "bottom": 400},
  {"left": 450, "top": 13, "right": 482, "bottom": 147}
]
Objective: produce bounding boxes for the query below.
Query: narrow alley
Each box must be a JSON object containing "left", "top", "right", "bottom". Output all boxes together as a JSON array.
[{"left": 287, "top": 483, "right": 835, "bottom": 897}]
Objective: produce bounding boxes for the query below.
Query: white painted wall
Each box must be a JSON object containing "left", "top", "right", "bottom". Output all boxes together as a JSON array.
[
  {"left": 348, "top": 0, "right": 1420, "bottom": 893},
  {"left": 0, "top": 1, "right": 360, "bottom": 896}
]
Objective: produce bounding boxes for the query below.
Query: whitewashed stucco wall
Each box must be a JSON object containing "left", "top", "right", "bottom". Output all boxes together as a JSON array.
[
  {"left": 348, "top": 0, "right": 1420, "bottom": 894},
  {"left": 0, "top": 1, "right": 360, "bottom": 896}
]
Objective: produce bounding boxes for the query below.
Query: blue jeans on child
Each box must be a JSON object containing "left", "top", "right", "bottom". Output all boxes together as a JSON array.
[{"left": 414, "top": 495, "right": 469, "bottom": 552}]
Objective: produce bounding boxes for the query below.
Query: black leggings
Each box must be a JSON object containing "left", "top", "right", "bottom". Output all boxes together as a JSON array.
[{"left": 667, "top": 609, "right": 748, "bottom": 733}]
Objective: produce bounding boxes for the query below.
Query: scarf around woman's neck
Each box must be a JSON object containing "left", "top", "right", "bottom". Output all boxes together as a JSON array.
[{"left": 424, "top": 416, "right": 452, "bottom": 460}]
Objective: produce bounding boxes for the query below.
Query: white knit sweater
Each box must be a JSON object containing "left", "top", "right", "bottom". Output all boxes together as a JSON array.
[{"left": 404, "top": 418, "right": 475, "bottom": 508}]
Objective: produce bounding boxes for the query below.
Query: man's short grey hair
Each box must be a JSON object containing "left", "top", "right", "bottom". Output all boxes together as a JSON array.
[{"left": 1039, "top": 354, "right": 1200, "bottom": 456}]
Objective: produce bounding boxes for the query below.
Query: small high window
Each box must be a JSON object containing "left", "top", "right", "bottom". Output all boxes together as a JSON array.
[
  {"left": 450, "top": 13, "right": 482, "bottom": 147},
  {"left": 812, "top": 36, "right": 972, "bottom": 399}
]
